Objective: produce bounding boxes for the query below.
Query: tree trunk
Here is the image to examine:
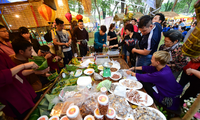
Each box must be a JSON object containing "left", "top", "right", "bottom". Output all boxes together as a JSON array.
[
  {"left": 171, "top": 0, "right": 178, "bottom": 11},
  {"left": 94, "top": 0, "right": 101, "bottom": 24},
  {"left": 121, "top": 0, "right": 125, "bottom": 13},
  {"left": 112, "top": 2, "right": 119, "bottom": 16},
  {"left": 149, "top": 0, "right": 164, "bottom": 17}
]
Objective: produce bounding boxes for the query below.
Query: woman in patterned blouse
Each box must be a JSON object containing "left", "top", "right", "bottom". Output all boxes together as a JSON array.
[{"left": 159, "top": 30, "right": 189, "bottom": 79}]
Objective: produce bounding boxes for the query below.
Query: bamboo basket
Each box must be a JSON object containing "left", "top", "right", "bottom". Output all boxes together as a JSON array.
[{"left": 182, "top": 1, "right": 200, "bottom": 58}]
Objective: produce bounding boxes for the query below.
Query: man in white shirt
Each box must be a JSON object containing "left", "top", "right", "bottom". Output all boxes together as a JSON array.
[{"left": 52, "top": 18, "right": 72, "bottom": 65}]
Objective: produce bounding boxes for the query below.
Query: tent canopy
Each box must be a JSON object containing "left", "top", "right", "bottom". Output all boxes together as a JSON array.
[
  {"left": 160, "top": 11, "right": 179, "bottom": 18},
  {"left": 174, "top": 14, "right": 190, "bottom": 19}
]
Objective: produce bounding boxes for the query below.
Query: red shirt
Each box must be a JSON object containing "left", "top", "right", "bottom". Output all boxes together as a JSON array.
[
  {"left": 0, "top": 53, "right": 36, "bottom": 117},
  {"left": 0, "top": 41, "right": 15, "bottom": 56},
  {"left": 47, "top": 54, "right": 60, "bottom": 72},
  {"left": 133, "top": 25, "right": 138, "bottom": 32}
]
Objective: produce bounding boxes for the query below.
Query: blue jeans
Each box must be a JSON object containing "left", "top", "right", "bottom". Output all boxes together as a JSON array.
[
  {"left": 63, "top": 50, "right": 73, "bottom": 65},
  {"left": 136, "top": 54, "right": 152, "bottom": 73}
]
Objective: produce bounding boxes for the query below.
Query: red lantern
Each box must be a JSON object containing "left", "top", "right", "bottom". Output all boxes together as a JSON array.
[
  {"left": 65, "top": 13, "right": 72, "bottom": 23},
  {"left": 76, "top": 14, "right": 83, "bottom": 21}
]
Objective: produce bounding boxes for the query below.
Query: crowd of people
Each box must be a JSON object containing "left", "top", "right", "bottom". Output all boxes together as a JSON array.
[{"left": 0, "top": 13, "right": 199, "bottom": 119}]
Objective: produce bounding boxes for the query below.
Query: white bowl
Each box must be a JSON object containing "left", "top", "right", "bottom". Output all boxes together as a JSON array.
[
  {"left": 98, "top": 65, "right": 104, "bottom": 71},
  {"left": 77, "top": 76, "right": 92, "bottom": 90},
  {"left": 110, "top": 72, "right": 122, "bottom": 81},
  {"left": 74, "top": 69, "right": 82, "bottom": 77},
  {"left": 84, "top": 68, "right": 94, "bottom": 75}
]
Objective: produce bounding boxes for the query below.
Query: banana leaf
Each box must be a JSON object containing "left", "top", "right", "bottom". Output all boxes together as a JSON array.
[
  {"left": 65, "top": 65, "right": 78, "bottom": 71},
  {"left": 29, "top": 58, "right": 48, "bottom": 71},
  {"left": 47, "top": 72, "right": 59, "bottom": 81},
  {"left": 28, "top": 107, "right": 40, "bottom": 120}
]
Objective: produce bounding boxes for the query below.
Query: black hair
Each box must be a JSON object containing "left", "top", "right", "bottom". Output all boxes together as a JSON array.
[
  {"left": 125, "top": 24, "right": 134, "bottom": 32},
  {"left": 12, "top": 37, "right": 32, "bottom": 54},
  {"left": 39, "top": 45, "right": 50, "bottom": 52},
  {"left": 131, "top": 18, "right": 137, "bottom": 22},
  {"left": 78, "top": 19, "right": 83, "bottom": 23},
  {"left": 55, "top": 18, "right": 64, "bottom": 25},
  {"left": 109, "top": 23, "right": 115, "bottom": 31},
  {"left": 19, "top": 27, "right": 29, "bottom": 35},
  {"left": 155, "top": 13, "right": 165, "bottom": 24},
  {"left": 194, "top": 21, "right": 197, "bottom": 26},
  {"left": 164, "top": 30, "right": 182, "bottom": 42},
  {"left": 100, "top": 25, "right": 107, "bottom": 33},
  {"left": 138, "top": 15, "right": 152, "bottom": 28},
  {"left": 0, "top": 25, "right": 5, "bottom": 29}
]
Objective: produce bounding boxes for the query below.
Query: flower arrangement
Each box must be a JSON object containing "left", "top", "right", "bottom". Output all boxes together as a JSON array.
[{"left": 182, "top": 97, "right": 200, "bottom": 120}]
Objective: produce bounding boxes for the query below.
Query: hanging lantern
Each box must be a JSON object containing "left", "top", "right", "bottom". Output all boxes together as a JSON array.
[
  {"left": 65, "top": 13, "right": 72, "bottom": 23},
  {"left": 38, "top": 4, "right": 55, "bottom": 23},
  {"left": 76, "top": 14, "right": 83, "bottom": 21}
]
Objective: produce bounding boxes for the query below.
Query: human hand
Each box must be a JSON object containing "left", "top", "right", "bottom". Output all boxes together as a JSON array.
[
  {"left": 109, "top": 46, "right": 113, "bottom": 49},
  {"left": 129, "top": 67, "right": 134, "bottom": 71},
  {"left": 53, "top": 56, "right": 61, "bottom": 62},
  {"left": 45, "top": 73, "right": 51, "bottom": 77},
  {"left": 45, "top": 53, "right": 52, "bottom": 59},
  {"left": 191, "top": 56, "right": 200, "bottom": 63},
  {"left": 103, "top": 44, "right": 107, "bottom": 47},
  {"left": 132, "top": 48, "right": 136, "bottom": 54},
  {"left": 24, "top": 62, "right": 39, "bottom": 69},
  {"left": 126, "top": 71, "right": 132, "bottom": 75},
  {"left": 77, "top": 41, "right": 81, "bottom": 45},
  {"left": 186, "top": 68, "right": 194, "bottom": 75},
  {"left": 34, "top": 67, "right": 50, "bottom": 75},
  {"left": 66, "top": 42, "right": 70, "bottom": 47}
]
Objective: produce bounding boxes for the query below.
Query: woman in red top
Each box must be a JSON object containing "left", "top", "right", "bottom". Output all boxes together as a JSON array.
[{"left": 0, "top": 52, "right": 39, "bottom": 119}]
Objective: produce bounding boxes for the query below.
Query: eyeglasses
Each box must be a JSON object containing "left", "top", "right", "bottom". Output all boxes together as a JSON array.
[{"left": 0, "top": 30, "right": 8, "bottom": 33}]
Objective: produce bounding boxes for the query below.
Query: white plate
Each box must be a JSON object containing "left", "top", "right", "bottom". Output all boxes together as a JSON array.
[
  {"left": 77, "top": 76, "right": 92, "bottom": 86},
  {"left": 148, "top": 107, "right": 166, "bottom": 120},
  {"left": 99, "top": 71, "right": 103, "bottom": 76},
  {"left": 110, "top": 72, "right": 122, "bottom": 81},
  {"left": 110, "top": 61, "right": 120, "bottom": 72},
  {"left": 108, "top": 83, "right": 120, "bottom": 94},
  {"left": 126, "top": 90, "right": 154, "bottom": 107},
  {"left": 98, "top": 65, "right": 104, "bottom": 71},
  {"left": 84, "top": 68, "right": 94, "bottom": 75},
  {"left": 119, "top": 79, "right": 143, "bottom": 90},
  {"left": 74, "top": 69, "right": 82, "bottom": 77}
]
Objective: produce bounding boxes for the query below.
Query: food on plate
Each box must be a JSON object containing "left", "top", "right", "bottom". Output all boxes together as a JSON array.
[
  {"left": 98, "top": 95, "right": 109, "bottom": 115},
  {"left": 105, "top": 107, "right": 116, "bottom": 120},
  {"left": 110, "top": 84, "right": 118, "bottom": 93},
  {"left": 126, "top": 89, "right": 143, "bottom": 104},
  {"left": 67, "top": 105, "right": 82, "bottom": 120},
  {"left": 94, "top": 108, "right": 104, "bottom": 120},
  {"left": 122, "top": 80, "right": 138, "bottom": 88},
  {"left": 98, "top": 65, "right": 104, "bottom": 70},
  {"left": 87, "top": 71, "right": 93, "bottom": 74},
  {"left": 50, "top": 103, "right": 63, "bottom": 116},
  {"left": 111, "top": 74, "right": 120, "bottom": 79},
  {"left": 110, "top": 68, "right": 118, "bottom": 72},
  {"left": 134, "top": 107, "right": 164, "bottom": 120},
  {"left": 101, "top": 87, "right": 107, "bottom": 94},
  {"left": 108, "top": 94, "right": 132, "bottom": 119}
]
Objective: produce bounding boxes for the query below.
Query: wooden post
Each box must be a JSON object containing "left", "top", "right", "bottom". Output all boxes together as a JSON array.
[{"left": 182, "top": 95, "right": 200, "bottom": 120}]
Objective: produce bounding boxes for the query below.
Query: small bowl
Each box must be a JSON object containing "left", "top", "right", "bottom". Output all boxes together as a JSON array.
[
  {"left": 84, "top": 68, "right": 94, "bottom": 75},
  {"left": 74, "top": 69, "right": 82, "bottom": 77},
  {"left": 110, "top": 72, "right": 122, "bottom": 81},
  {"left": 98, "top": 65, "right": 104, "bottom": 71}
]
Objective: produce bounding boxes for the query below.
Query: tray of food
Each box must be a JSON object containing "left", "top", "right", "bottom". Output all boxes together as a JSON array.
[
  {"left": 119, "top": 79, "right": 142, "bottom": 89},
  {"left": 133, "top": 106, "right": 166, "bottom": 120},
  {"left": 108, "top": 94, "right": 132, "bottom": 119},
  {"left": 126, "top": 89, "right": 153, "bottom": 107},
  {"left": 110, "top": 72, "right": 122, "bottom": 81},
  {"left": 108, "top": 83, "right": 119, "bottom": 94}
]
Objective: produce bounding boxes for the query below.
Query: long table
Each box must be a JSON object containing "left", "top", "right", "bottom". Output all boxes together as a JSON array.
[{"left": 24, "top": 58, "right": 157, "bottom": 120}]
